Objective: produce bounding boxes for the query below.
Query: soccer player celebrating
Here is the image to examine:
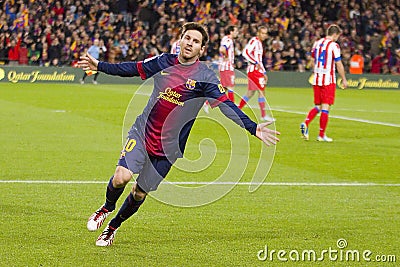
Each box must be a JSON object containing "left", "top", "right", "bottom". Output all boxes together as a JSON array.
[
  {"left": 77, "top": 22, "right": 280, "bottom": 246},
  {"left": 300, "top": 24, "right": 348, "bottom": 142},
  {"left": 239, "top": 26, "right": 274, "bottom": 121},
  {"left": 219, "top": 25, "right": 238, "bottom": 102}
]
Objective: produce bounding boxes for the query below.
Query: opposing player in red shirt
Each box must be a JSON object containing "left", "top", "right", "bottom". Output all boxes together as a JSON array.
[
  {"left": 170, "top": 39, "right": 180, "bottom": 55},
  {"left": 239, "top": 26, "right": 274, "bottom": 121},
  {"left": 300, "top": 24, "right": 348, "bottom": 142},
  {"left": 219, "top": 25, "right": 238, "bottom": 102}
]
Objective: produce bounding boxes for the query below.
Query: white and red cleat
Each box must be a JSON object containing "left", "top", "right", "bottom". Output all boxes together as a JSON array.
[
  {"left": 87, "top": 206, "right": 113, "bottom": 231},
  {"left": 317, "top": 135, "right": 333, "bottom": 142},
  {"left": 96, "top": 225, "right": 118, "bottom": 247}
]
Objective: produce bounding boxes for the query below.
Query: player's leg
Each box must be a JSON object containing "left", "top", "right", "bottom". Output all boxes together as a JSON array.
[
  {"left": 317, "top": 84, "right": 335, "bottom": 142},
  {"left": 220, "top": 70, "right": 235, "bottom": 102},
  {"left": 87, "top": 166, "right": 133, "bottom": 232},
  {"left": 256, "top": 90, "right": 270, "bottom": 120},
  {"left": 301, "top": 104, "right": 320, "bottom": 140},
  {"left": 87, "top": 135, "right": 145, "bottom": 232},
  {"left": 227, "top": 86, "right": 235, "bottom": 102},
  {"left": 317, "top": 103, "right": 332, "bottom": 141},
  {"left": 257, "top": 92, "right": 266, "bottom": 118},
  {"left": 238, "top": 89, "right": 255, "bottom": 109},
  {"left": 109, "top": 156, "right": 173, "bottom": 227},
  {"left": 257, "top": 90, "right": 274, "bottom": 121},
  {"left": 80, "top": 72, "right": 87, "bottom": 84},
  {"left": 95, "top": 182, "right": 146, "bottom": 247},
  {"left": 107, "top": 182, "right": 147, "bottom": 229},
  {"left": 301, "top": 85, "right": 321, "bottom": 140},
  {"left": 253, "top": 74, "right": 272, "bottom": 121},
  {"left": 304, "top": 106, "right": 320, "bottom": 126},
  {"left": 227, "top": 71, "right": 235, "bottom": 102},
  {"left": 105, "top": 166, "right": 133, "bottom": 211},
  {"left": 93, "top": 72, "right": 99, "bottom": 84},
  {"left": 305, "top": 85, "right": 322, "bottom": 126},
  {"left": 96, "top": 156, "right": 173, "bottom": 246},
  {"left": 239, "top": 73, "right": 255, "bottom": 109}
]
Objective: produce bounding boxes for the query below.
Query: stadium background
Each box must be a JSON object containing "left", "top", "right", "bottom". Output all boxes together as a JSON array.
[{"left": 1, "top": 0, "right": 399, "bottom": 74}]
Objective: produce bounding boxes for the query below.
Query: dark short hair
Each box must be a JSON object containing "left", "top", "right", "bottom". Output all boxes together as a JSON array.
[
  {"left": 225, "top": 25, "right": 236, "bottom": 35},
  {"left": 180, "top": 22, "right": 209, "bottom": 47},
  {"left": 327, "top": 24, "right": 342, "bottom": 36}
]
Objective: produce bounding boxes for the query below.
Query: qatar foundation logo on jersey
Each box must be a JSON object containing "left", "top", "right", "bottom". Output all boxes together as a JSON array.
[{"left": 157, "top": 87, "right": 184, "bottom": 106}]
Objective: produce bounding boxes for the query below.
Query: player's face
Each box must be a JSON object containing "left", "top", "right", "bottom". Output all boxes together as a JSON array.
[
  {"left": 258, "top": 29, "right": 268, "bottom": 41},
  {"left": 232, "top": 28, "right": 239, "bottom": 38},
  {"left": 179, "top": 30, "right": 205, "bottom": 63},
  {"left": 333, "top": 33, "right": 341, "bottom": 42}
]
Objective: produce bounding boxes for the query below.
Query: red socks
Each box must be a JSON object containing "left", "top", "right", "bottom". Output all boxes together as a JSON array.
[
  {"left": 258, "top": 97, "right": 266, "bottom": 118},
  {"left": 305, "top": 107, "right": 320, "bottom": 126},
  {"left": 227, "top": 90, "right": 235, "bottom": 102},
  {"left": 238, "top": 95, "right": 249, "bottom": 109},
  {"left": 319, "top": 110, "right": 329, "bottom": 137}
]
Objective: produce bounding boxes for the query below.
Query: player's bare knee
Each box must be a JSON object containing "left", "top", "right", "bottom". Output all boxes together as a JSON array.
[
  {"left": 132, "top": 183, "right": 147, "bottom": 201},
  {"left": 321, "top": 104, "right": 330, "bottom": 110},
  {"left": 113, "top": 166, "right": 132, "bottom": 187}
]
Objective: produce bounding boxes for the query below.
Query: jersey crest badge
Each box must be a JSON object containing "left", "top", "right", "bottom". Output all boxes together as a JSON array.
[{"left": 185, "top": 79, "right": 196, "bottom": 90}]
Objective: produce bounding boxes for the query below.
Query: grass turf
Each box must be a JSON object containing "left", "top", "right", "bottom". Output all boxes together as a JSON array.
[{"left": 0, "top": 83, "right": 399, "bottom": 266}]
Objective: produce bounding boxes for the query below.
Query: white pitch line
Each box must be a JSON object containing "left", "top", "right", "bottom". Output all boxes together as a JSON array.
[
  {"left": 0, "top": 180, "right": 107, "bottom": 184},
  {"left": 331, "top": 108, "right": 400, "bottom": 114},
  {"left": 271, "top": 107, "right": 400, "bottom": 128},
  {"left": 0, "top": 180, "right": 399, "bottom": 186},
  {"left": 164, "top": 181, "right": 400, "bottom": 186}
]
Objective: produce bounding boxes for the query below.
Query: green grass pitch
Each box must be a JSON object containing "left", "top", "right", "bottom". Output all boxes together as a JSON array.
[{"left": 0, "top": 82, "right": 399, "bottom": 266}]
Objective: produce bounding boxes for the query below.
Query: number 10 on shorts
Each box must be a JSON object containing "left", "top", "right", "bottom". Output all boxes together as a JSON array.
[{"left": 124, "top": 139, "right": 137, "bottom": 152}]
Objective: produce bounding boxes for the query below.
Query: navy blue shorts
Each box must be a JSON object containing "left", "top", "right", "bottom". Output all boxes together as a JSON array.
[{"left": 118, "top": 134, "right": 173, "bottom": 193}]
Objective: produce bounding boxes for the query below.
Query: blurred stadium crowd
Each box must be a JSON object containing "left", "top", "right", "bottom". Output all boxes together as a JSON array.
[{"left": 0, "top": 0, "right": 399, "bottom": 74}]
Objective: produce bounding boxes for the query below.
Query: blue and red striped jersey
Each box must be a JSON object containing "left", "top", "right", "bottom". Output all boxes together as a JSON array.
[{"left": 98, "top": 53, "right": 257, "bottom": 159}]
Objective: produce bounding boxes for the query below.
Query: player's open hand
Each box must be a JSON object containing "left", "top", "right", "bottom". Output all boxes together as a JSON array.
[
  {"left": 77, "top": 53, "right": 99, "bottom": 71},
  {"left": 341, "top": 78, "right": 348, "bottom": 89},
  {"left": 256, "top": 121, "right": 280, "bottom": 146}
]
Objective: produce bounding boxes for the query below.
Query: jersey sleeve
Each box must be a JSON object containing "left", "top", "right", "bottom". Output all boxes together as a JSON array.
[
  {"left": 242, "top": 38, "right": 257, "bottom": 64},
  {"left": 202, "top": 70, "right": 228, "bottom": 106},
  {"left": 218, "top": 100, "right": 257, "bottom": 136},
  {"left": 97, "top": 61, "right": 141, "bottom": 77},
  {"left": 332, "top": 43, "right": 342, "bottom": 61},
  {"left": 202, "top": 69, "right": 257, "bottom": 135},
  {"left": 221, "top": 37, "right": 231, "bottom": 50},
  {"left": 97, "top": 54, "right": 166, "bottom": 79},
  {"left": 311, "top": 42, "right": 317, "bottom": 59}
]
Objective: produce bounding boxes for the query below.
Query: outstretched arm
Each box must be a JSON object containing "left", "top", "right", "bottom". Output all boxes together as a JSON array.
[{"left": 77, "top": 52, "right": 144, "bottom": 77}]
